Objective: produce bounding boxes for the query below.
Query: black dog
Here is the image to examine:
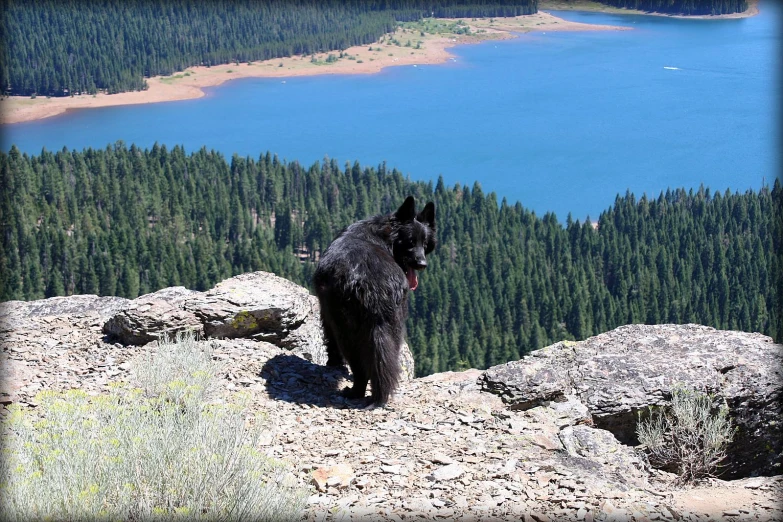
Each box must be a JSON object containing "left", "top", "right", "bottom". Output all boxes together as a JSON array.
[{"left": 313, "top": 196, "right": 436, "bottom": 406}]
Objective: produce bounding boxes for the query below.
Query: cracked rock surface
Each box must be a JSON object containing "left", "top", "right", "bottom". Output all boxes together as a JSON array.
[
  {"left": 480, "top": 324, "right": 783, "bottom": 479},
  {"left": 103, "top": 286, "right": 203, "bottom": 344}
]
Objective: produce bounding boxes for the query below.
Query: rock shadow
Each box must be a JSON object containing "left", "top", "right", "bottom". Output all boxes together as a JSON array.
[{"left": 261, "top": 354, "right": 368, "bottom": 409}]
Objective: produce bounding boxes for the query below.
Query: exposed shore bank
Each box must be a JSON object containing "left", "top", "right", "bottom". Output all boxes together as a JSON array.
[{"left": 0, "top": 11, "right": 628, "bottom": 125}]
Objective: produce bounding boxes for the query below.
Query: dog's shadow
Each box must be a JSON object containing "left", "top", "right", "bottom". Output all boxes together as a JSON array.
[{"left": 260, "top": 354, "right": 369, "bottom": 409}]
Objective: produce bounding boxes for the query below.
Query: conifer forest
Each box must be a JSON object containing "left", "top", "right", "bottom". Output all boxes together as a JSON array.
[{"left": 1, "top": 144, "right": 778, "bottom": 376}]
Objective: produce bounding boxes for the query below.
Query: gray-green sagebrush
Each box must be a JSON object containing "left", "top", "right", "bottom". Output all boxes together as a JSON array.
[
  {"left": 637, "top": 385, "right": 736, "bottom": 484},
  {"left": 0, "top": 334, "right": 307, "bottom": 521}
]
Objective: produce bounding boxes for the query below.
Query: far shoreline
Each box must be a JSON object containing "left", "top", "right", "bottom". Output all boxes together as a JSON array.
[
  {"left": 0, "top": 11, "right": 629, "bottom": 126},
  {"left": 539, "top": 0, "right": 760, "bottom": 20},
  {"left": 1, "top": 0, "right": 760, "bottom": 127}
]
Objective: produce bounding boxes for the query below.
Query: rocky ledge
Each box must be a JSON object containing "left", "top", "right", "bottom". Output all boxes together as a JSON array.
[
  {"left": 1, "top": 272, "right": 781, "bottom": 522},
  {"left": 480, "top": 324, "right": 782, "bottom": 480}
]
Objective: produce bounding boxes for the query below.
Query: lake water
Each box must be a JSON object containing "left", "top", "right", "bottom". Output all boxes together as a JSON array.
[{"left": 2, "top": 5, "right": 779, "bottom": 221}]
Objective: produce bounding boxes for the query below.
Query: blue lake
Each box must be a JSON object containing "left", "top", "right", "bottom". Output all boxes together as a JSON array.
[{"left": 2, "top": 5, "right": 779, "bottom": 221}]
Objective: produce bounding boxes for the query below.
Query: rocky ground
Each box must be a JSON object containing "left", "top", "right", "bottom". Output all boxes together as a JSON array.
[{"left": 1, "top": 275, "right": 781, "bottom": 522}]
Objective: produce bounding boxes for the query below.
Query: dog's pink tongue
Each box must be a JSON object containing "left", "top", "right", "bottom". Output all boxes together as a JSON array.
[{"left": 407, "top": 269, "right": 418, "bottom": 291}]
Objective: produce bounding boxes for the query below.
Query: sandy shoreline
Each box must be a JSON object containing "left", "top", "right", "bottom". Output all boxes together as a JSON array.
[
  {"left": 0, "top": 0, "right": 762, "bottom": 126},
  {"left": 0, "top": 11, "right": 628, "bottom": 125}
]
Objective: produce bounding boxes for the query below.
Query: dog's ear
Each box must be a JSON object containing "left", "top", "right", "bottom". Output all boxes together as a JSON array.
[
  {"left": 417, "top": 202, "right": 435, "bottom": 229},
  {"left": 395, "top": 196, "right": 416, "bottom": 222}
]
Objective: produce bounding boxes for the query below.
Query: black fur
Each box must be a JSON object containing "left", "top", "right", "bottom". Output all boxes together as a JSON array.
[{"left": 313, "top": 196, "right": 436, "bottom": 406}]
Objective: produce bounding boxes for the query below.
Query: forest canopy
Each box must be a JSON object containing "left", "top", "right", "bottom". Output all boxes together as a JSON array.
[
  {"left": 0, "top": 0, "right": 537, "bottom": 97},
  {"left": 1, "top": 143, "right": 778, "bottom": 376},
  {"left": 594, "top": 0, "right": 747, "bottom": 15}
]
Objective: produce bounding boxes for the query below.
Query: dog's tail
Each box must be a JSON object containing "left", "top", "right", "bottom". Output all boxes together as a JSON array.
[{"left": 370, "top": 324, "right": 402, "bottom": 406}]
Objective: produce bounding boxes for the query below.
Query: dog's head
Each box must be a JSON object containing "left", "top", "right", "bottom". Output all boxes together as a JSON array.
[{"left": 392, "top": 196, "right": 437, "bottom": 291}]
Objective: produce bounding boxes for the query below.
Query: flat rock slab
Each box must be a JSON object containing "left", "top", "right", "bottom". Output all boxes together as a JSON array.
[
  {"left": 312, "top": 463, "right": 355, "bottom": 491},
  {"left": 429, "top": 463, "right": 465, "bottom": 481},
  {"left": 1, "top": 294, "right": 129, "bottom": 332},
  {"left": 103, "top": 287, "right": 202, "bottom": 345},
  {"left": 480, "top": 324, "right": 783, "bottom": 478}
]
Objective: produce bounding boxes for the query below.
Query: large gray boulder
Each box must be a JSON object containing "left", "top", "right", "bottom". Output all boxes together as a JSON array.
[
  {"left": 103, "top": 287, "right": 202, "bottom": 345},
  {"left": 479, "top": 324, "right": 782, "bottom": 479},
  {"left": 103, "top": 272, "right": 327, "bottom": 362},
  {"left": 183, "top": 271, "right": 312, "bottom": 342}
]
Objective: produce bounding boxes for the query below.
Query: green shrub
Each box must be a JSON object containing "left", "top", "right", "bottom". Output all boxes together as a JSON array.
[
  {"left": 637, "top": 386, "right": 736, "bottom": 484},
  {"left": 0, "top": 334, "right": 307, "bottom": 521}
]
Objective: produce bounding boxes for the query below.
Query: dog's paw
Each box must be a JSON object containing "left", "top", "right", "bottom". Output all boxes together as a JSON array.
[
  {"left": 362, "top": 399, "right": 387, "bottom": 410},
  {"left": 341, "top": 386, "right": 365, "bottom": 400},
  {"left": 326, "top": 357, "right": 346, "bottom": 368}
]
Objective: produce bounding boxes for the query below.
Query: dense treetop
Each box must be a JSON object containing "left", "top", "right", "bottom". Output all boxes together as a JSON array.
[
  {"left": 1, "top": 0, "right": 536, "bottom": 97},
  {"left": 1, "top": 144, "right": 778, "bottom": 375},
  {"left": 594, "top": 0, "right": 747, "bottom": 15}
]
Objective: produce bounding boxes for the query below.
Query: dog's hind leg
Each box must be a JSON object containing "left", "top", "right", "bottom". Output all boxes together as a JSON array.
[
  {"left": 342, "top": 355, "right": 369, "bottom": 400},
  {"left": 339, "top": 326, "right": 372, "bottom": 401},
  {"left": 322, "top": 320, "right": 345, "bottom": 368},
  {"left": 369, "top": 323, "right": 402, "bottom": 406}
]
